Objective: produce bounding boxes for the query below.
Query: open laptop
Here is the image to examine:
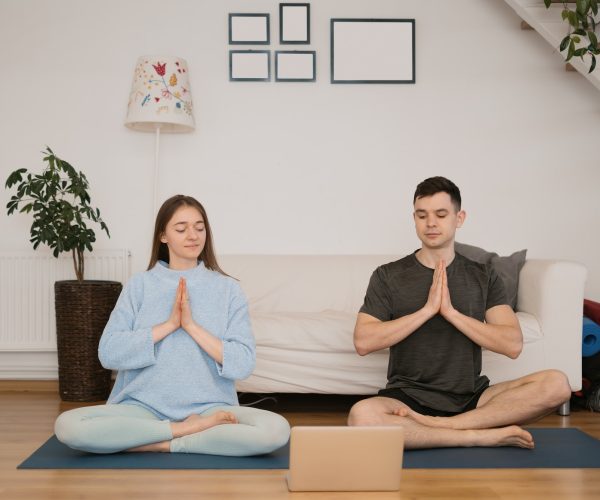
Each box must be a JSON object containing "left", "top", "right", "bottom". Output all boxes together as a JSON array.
[{"left": 286, "top": 426, "right": 404, "bottom": 492}]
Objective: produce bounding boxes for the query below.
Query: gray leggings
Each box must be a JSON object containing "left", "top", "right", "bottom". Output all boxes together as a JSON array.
[{"left": 54, "top": 404, "right": 290, "bottom": 456}]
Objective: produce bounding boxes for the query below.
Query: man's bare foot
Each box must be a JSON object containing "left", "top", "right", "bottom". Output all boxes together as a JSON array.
[
  {"left": 171, "top": 410, "right": 238, "bottom": 438},
  {"left": 469, "top": 425, "right": 534, "bottom": 449}
]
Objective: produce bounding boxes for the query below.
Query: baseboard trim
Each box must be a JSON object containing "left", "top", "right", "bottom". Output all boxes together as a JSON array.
[
  {"left": 0, "top": 351, "right": 58, "bottom": 380},
  {"left": 0, "top": 379, "right": 58, "bottom": 392}
]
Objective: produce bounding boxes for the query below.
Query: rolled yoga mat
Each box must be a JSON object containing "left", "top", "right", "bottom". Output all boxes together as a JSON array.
[{"left": 583, "top": 316, "right": 600, "bottom": 357}]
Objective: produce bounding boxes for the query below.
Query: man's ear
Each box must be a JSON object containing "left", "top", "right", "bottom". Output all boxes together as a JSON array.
[{"left": 456, "top": 210, "right": 466, "bottom": 228}]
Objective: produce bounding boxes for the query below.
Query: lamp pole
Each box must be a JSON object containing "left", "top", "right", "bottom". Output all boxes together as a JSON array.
[{"left": 154, "top": 125, "right": 161, "bottom": 214}]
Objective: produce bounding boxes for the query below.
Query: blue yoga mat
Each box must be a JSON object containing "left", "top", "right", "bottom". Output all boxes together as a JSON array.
[
  {"left": 582, "top": 316, "right": 600, "bottom": 357},
  {"left": 17, "top": 428, "right": 600, "bottom": 469}
]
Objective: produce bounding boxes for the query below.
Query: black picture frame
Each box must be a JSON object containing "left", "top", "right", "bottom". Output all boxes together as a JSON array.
[
  {"left": 279, "top": 3, "right": 310, "bottom": 44},
  {"left": 229, "top": 13, "right": 270, "bottom": 45},
  {"left": 275, "top": 50, "right": 316, "bottom": 82},
  {"left": 229, "top": 50, "right": 271, "bottom": 82},
  {"left": 330, "top": 19, "right": 415, "bottom": 84}
]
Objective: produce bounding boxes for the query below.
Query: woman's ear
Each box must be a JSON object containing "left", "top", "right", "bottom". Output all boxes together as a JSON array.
[{"left": 160, "top": 233, "right": 168, "bottom": 244}]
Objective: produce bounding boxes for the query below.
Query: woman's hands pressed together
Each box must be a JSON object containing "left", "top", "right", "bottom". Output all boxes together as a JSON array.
[
  {"left": 180, "top": 278, "right": 196, "bottom": 331},
  {"left": 151, "top": 277, "right": 225, "bottom": 364}
]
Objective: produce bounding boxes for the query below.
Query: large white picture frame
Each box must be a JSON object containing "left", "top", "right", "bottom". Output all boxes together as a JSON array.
[{"left": 331, "top": 19, "right": 415, "bottom": 84}]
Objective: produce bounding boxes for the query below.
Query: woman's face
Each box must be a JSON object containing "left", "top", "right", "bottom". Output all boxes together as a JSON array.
[{"left": 160, "top": 205, "right": 206, "bottom": 269}]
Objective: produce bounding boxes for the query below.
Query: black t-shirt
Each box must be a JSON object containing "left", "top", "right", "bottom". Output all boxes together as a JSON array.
[{"left": 359, "top": 251, "right": 508, "bottom": 412}]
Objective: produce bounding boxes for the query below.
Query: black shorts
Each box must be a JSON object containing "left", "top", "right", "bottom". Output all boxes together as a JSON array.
[{"left": 378, "top": 385, "right": 488, "bottom": 417}]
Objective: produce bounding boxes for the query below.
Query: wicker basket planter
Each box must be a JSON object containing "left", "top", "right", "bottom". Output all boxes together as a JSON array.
[{"left": 54, "top": 280, "right": 122, "bottom": 402}]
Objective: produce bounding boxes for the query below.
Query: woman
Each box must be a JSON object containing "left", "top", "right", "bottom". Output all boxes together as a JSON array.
[{"left": 55, "top": 195, "right": 290, "bottom": 455}]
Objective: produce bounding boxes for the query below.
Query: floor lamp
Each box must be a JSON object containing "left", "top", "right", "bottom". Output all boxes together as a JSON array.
[{"left": 124, "top": 55, "right": 195, "bottom": 213}]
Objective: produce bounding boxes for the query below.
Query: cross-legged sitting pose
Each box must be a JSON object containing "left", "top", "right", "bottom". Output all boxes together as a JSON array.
[
  {"left": 55, "top": 195, "right": 290, "bottom": 455},
  {"left": 348, "top": 177, "right": 571, "bottom": 449}
]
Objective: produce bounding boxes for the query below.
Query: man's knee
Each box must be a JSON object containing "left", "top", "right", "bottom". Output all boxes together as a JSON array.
[
  {"left": 348, "top": 398, "right": 385, "bottom": 426},
  {"left": 538, "top": 369, "right": 571, "bottom": 408}
]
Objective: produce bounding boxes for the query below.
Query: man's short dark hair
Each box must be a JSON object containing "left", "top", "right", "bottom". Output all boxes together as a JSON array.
[{"left": 413, "top": 176, "right": 461, "bottom": 211}]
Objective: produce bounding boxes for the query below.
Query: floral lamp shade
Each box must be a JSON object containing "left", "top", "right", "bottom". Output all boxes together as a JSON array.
[{"left": 125, "top": 55, "right": 195, "bottom": 133}]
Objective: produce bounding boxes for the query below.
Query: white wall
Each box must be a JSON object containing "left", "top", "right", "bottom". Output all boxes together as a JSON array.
[{"left": 1, "top": 0, "right": 599, "bottom": 301}]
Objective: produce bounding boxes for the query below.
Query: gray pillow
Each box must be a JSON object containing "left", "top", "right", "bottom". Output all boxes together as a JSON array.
[{"left": 455, "top": 242, "right": 527, "bottom": 310}]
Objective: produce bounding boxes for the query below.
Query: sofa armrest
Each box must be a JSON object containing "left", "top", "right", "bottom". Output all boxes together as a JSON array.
[{"left": 517, "top": 259, "right": 587, "bottom": 390}]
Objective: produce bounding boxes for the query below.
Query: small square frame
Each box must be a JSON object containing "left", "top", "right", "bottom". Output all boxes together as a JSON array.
[
  {"left": 229, "top": 50, "right": 271, "bottom": 81},
  {"left": 275, "top": 51, "right": 316, "bottom": 82},
  {"left": 279, "top": 3, "right": 310, "bottom": 44},
  {"left": 229, "top": 13, "right": 270, "bottom": 45},
  {"left": 331, "top": 19, "right": 415, "bottom": 84}
]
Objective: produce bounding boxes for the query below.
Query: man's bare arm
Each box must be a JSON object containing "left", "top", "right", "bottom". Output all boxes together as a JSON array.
[
  {"left": 443, "top": 304, "right": 523, "bottom": 359},
  {"left": 354, "top": 260, "right": 446, "bottom": 356},
  {"left": 353, "top": 309, "right": 434, "bottom": 356}
]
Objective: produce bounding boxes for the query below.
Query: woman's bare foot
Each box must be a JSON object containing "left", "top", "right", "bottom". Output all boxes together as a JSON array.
[
  {"left": 468, "top": 425, "right": 534, "bottom": 449},
  {"left": 127, "top": 441, "right": 171, "bottom": 453},
  {"left": 171, "top": 410, "right": 238, "bottom": 438}
]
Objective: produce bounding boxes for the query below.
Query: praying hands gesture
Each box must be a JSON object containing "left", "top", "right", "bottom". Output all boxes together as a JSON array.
[
  {"left": 151, "top": 278, "right": 224, "bottom": 363},
  {"left": 424, "top": 260, "right": 456, "bottom": 320},
  {"left": 165, "top": 277, "right": 195, "bottom": 332}
]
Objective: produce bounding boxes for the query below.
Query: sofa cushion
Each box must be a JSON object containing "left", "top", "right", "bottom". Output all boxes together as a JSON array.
[
  {"left": 455, "top": 242, "right": 527, "bottom": 310},
  {"left": 250, "top": 310, "right": 358, "bottom": 353},
  {"left": 250, "top": 309, "right": 540, "bottom": 355}
]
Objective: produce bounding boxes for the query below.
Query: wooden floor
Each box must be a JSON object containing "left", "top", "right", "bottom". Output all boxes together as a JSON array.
[{"left": 1, "top": 383, "right": 600, "bottom": 500}]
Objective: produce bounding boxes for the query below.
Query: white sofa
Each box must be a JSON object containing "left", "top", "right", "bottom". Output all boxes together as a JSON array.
[{"left": 218, "top": 256, "right": 587, "bottom": 395}]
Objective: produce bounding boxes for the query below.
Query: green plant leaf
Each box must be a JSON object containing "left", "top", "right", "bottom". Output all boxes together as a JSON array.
[
  {"left": 567, "top": 40, "right": 576, "bottom": 60},
  {"left": 590, "top": 54, "right": 597, "bottom": 72},
  {"left": 576, "top": 0, "right": 589, "bottom": 16},
  {"left": 560, "top": 35, "right": 571, "bottom": 51},
  {"left": 589, "top": 30, "right": 598, "bottom": 47},
  {"left": 591, "top": 0, "right": 598, "bottom": 16},
  {"left": 5, "top": 168, "right": 27, "bottom": 188},
  {"left": 568, "top": 10, "right": 580, "bottom": 28},
  {"left": 562, "top": 9, "right": 570, "bottom": 20},
  {"left": 20, "top": 203, "right": 33, "bottom": 214}
]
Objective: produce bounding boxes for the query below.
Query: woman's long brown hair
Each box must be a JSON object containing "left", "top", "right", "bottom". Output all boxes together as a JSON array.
[{"left": 147, "top": 195, "right": 227, "bottom": 276}]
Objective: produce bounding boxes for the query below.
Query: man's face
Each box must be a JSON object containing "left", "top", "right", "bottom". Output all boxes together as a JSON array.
[{"left": 413, "top": 192, "right": 465, "bottom": 250}]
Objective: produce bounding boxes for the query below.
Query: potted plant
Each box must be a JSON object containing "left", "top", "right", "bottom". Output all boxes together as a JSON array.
[{"left": 5, "top": 147, "right": 122, "bottom": 402}]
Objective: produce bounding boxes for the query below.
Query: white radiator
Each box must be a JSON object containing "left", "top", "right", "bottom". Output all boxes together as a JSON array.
[{"left": 0, "top": 249, "right": 130, "bottom": 351}]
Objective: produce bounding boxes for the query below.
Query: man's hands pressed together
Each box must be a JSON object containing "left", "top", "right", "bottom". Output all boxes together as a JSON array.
[{"left": 424, "top": 260, "right": 457, "bottom": 321}]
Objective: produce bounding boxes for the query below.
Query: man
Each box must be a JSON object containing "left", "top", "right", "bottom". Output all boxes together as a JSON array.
[{"left": 348, "top": 176, "right": 570, "bottom": 449}]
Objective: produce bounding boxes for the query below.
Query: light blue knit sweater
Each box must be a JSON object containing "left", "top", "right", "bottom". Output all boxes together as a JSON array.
[{"left": 98, "top": 261, "right": 255, "bottom": 421}]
